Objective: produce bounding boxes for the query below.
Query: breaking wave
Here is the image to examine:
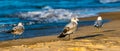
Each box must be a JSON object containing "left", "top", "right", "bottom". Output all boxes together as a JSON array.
[
  {"left": 19, "top": 6, "right": 80, "bottom": 23},
  {"left": 18, "top": 6, "right": 120, "bottom": 23}
]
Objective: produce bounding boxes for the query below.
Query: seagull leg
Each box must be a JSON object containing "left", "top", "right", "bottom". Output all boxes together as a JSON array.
[
  {"left": 68, "top": 34, "right": 70, "bottom": 40},
  {"left": 98, "top": 28, "right": 101, "bottom": 32},
  {"left": 20, "top": 35, "right": 23, "bottom": 39},
  {"left": 94, "top": 27, "right": 98, "bottom": 33},
  {"left": 97, "top": 28, "right": 98, "bottom": 32},
  {"left": 13, "top": 35, "right": 16, "bottom": 40},
  {"left": 97, "top": 28, "right": 99, "bottom": 32}
]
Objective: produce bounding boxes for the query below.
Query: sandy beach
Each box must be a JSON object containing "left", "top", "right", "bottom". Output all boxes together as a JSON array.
[{"left": 0, "top": 11, "right": 120, "bottom": 51}]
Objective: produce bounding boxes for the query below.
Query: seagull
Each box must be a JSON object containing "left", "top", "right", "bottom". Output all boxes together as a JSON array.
[
  {"left": 94, "top": 16, "right": 103, "bottom": 31},
  {"left": 6, "top": 22, "right": 24, "bottom": 39},
  {"left": 58, "top": 17, "right": 79, "bottom": 40}
]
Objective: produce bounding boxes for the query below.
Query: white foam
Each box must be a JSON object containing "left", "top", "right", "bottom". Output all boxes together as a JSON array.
[
  {"left": 99, "top": 0, "right": 120, "bottom": 4},
  {"left": 18, "top": 6, "right": 120, "bottom": 23},
  {"left": 19, "top": 6, "right": 79, "bottom": 23}
]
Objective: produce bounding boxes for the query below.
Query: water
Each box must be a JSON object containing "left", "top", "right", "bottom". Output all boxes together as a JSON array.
[{"left": 0, "top": 0, "right": 119, "bottom": 41}]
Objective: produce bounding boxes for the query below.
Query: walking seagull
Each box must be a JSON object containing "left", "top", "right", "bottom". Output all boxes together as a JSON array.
[
  {"left": 58, "top": 17, "right": 79, "bottom": 39},
  {"left": 6, "top": 22, "right": 24, "bottom": 39},
  {"left": 94, "top": 16, "right": 103, "bottom": 31}
]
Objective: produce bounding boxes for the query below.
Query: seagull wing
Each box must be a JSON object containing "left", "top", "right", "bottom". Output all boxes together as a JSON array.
[
  {"left": 12, "top": 26, "right": 24, "bottom": 34},
  {"left": 58, "top": 22, "right": 77, "bottom": 38},
  {"left": 64, "top": 22, "right": 77, "bottom": 33},
  {"left": 94, "top": 20, "right": 103, "bottom": 28}
]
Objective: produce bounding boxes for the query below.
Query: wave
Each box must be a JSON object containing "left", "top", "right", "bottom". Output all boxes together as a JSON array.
[
  {"left": 99, "top": 0, "right": 120, "bottom": 4},
  {"left": 19, "top": 6, "right": 80, "bottom": 23},
  {"left": 18, "top": 6, "right": 120, "bottom": 23}
]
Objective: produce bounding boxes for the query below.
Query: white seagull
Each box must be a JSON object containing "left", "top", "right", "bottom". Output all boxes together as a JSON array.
[
  {"left": 94, "top": 16, "right": 103, "bottom": 31},
  {"left": 7, "top": 22, "right": 24, "bottom": 39},
  {"left": 58, "top": 17, "right": 79, "bottom": 39}
]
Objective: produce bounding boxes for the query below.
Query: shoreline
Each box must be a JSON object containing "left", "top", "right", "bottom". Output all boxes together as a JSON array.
[
  {"left": 79, "top": 11, "right": 120, "bottom": 21},
  {"left": 0, "top": 11, "right": 120, "bottom": 51}
]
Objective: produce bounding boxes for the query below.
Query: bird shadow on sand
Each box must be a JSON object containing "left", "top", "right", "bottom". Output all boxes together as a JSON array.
[
  {"left": 73, "top": 34, "right": 103, "bottom": 40},
  {"left": 102, "top": 30, "right": 115, "bottom": 32}
]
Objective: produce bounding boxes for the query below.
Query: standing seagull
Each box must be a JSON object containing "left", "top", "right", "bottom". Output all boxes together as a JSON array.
[
  {"left": 94, "top": 16, "right": 103, "bottom": 31},
  {"left": 6, "top": 22, "right": 24, "bottom": 39},
  {"left": 58, "top": 17, "right": 79, "bottom": 39}
]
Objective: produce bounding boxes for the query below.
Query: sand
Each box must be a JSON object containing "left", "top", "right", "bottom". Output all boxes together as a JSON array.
[{"left": 0, "top": 11, "right": 120, "bottom": 51}]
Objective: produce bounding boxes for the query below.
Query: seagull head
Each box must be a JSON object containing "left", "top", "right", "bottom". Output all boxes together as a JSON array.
[
  {"left": 18, "top": 22, "right": 23, "bottom": 26},
  {"left": 71, "top": 17, "right": 79, "bottom": 23},
  {"left": 97, "top": 16, "right": 102, "bottom": 20}
]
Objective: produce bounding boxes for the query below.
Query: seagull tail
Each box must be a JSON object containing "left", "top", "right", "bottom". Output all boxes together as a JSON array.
[
  {"left": 5, "top": 30, "right": 13, "bottom": 33},
  {"left": 57, "top": 33, "right": 67, "bottom": 38}
]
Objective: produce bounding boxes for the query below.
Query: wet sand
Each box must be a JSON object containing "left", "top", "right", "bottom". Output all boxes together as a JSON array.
[{"left": 0, "top": 11, "right": 120, "bottom": 51}]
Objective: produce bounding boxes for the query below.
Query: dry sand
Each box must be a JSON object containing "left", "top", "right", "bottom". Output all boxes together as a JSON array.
[{"left": 0, "top": 12, "right": 120, "bottom": 51}]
